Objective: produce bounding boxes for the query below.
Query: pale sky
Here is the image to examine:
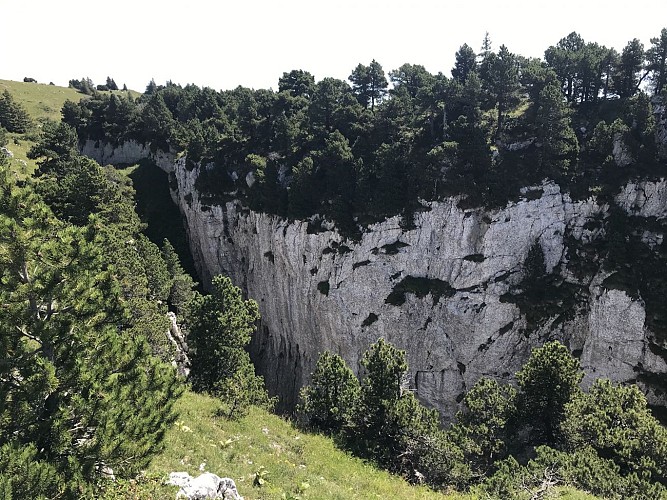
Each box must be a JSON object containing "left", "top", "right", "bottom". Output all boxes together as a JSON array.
[{"left": 1, "top": 0, "right": 665, "bottom": 92}]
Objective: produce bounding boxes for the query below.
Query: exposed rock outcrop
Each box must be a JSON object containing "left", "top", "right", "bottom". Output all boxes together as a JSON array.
[
  {"left": 159, "top": 156, "right": 666, "bottom": 420},
  {"left": 612, "top": 132, "right": 633, "bottom": 167},
  {"left": 80, "top": 141, "right": 667, "bottom": 421},
  {"left": 81, "top": 139, "right": 150, "bottom": 165},
  {"left": 167, "top": 472, "right": 243, "bottom": 499},
  {"left": 615, "top": 179, "right": 667, "bottom": 219},
  {"left": 167, "top": 312, "right": 190, "bottom": 377}
]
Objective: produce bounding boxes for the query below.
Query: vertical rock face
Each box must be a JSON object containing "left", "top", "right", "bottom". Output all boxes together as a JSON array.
[
  {"left": 157, "top": 156, "right": 667, "bottom": 419},
  {"left": 81, "top": 140, "right": 151, "bottom": 165},
  {"left": 166, "top": 312, "right": 191, "bottom": 378},
  {"left": 616, "top": 180, "right": 667, "bottom": 218}
]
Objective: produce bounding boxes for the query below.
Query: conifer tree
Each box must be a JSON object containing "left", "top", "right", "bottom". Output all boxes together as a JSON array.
[
  {"left": 544, "top": 32, "right": 585, "bottom": 103},
  {"left": 299, "top": 351, "right": 360, "bottom": 433},
  {"left": 534, "top": 80, "right": 579, "bottom": 175},
  {"left": 515, "top": 341, "right": 582, "bottom": 447},
  {"left": 389, "top": 63, "right": 434, "bottom": 99},
  {"left": 351, "top": 338, "right": 438, "bottom": 467},
  {"left": 479, "top": 32, "right": 492, "bottom": 60},
  {"left": 161, "top": 238, "right": 197, "bottom": 315},
  {"left": 349, "top": 60, "right": 388, "bottom": 111},
  {"left": 27, "top": 121, "right": 79, "bottom": 177},
  {"left": 452, "top": 44, "right": 478, "bottom": 83},
  {"left": 187, "top": 275, "right": 271, "bottom": 417},
  {"left": 450, "top": 378, "right": 516, "bottom": 477},
  {"left": 106, "top": 76, "right": 119, "bottom": 91},
  {"left": 483, "top": 45, "right": 520, "bottom": 139},
  {"left": 145, "top": 78, "right": 158, "bottom": 95},
  {"left": 477, "top": 32, "right": 494, "bottom": 89},
  {"left": 562, "top": 379, "right": 667, "bottom": 486},
  {"left": 613, "top": 38, "right": 647, "bottom": 98},
  {"left": 278, "top": 69, "right": 316, "bottom": 98},
  {"left": 0, "top": 90, "right": 32, "bottom": 133},
  {"left": 647, "top": 28, "right": 667, "bottom": 95},
  {"left": 0, "top": 168, "right": 181, "bottom": 495}
]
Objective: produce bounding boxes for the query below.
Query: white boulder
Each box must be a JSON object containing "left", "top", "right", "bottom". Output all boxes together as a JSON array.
[{"left": 168, "top": 472, "right": 243, "bottom": 500}]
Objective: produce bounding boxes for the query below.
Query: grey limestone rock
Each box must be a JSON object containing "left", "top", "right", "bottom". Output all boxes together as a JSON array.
[
  {"left": 80, "top": 139, "right": 151, "bottom": 165},
  {"left": 612, "top": 132, "right": 633, "bottom": 167},
  {"left": 166, "top": 312, "right": 190, "bottom": 377},
  {"left": 168, "top": 472, "right": 243, "bottom": 500},
  {"left": 161, "top": 157, "right": 667, "bottom": 420},
  {"left": 78, "top": 140, "right": 667, "bottom": 421}
]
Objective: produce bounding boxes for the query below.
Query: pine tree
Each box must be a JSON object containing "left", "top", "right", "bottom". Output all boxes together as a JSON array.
[
  {"left": 106, "top": 76, "right": 119, "bottom": 91},
  {"left": 477, "top": 32, "right": 494, "bottom": 89},
  {"left": 452, "top": 44, "right": 478, "bottom": 83},
  {"left": 299, "top": 351, "right": 360, "bottom": 433},
  {"left": 483, "top": 45, "right": 520, "bottom": 139},
  {"left": 544, "top": 32, "right": 585, "bottom": 103},
  {"left": 480, "top": 32, "right": 492, "bottom": 60},
  {"left": 613, "top": 39, "right": 647, "bottom": 98},
  {"left": 187, "top": 275, "right": 271, "bottom": 417},
  {"left": 0, "top": 90, "right": 32, "bottom": 133},
  {"left": 0, "top": 168, "right": 181, "bottom": 495},
  {"left": 647, "top": 28, "right": 667, "bottom": 95},
  {"left": 161, "top": 238, "right": 197, "bottom": 315},
  {"left": 349, "top": 63, "right": 371, "bottom": 108},
  {"left": 350, "top": 338, "right": 438, "bottom": 467},
  {"left": 367, "top": 60, "right": 388, "bottom": 111},
  {"left": 534, "top": 80, "right": 579, "bottom": 176},
  {"left": 450, "top": 378, "right": 516, "bottom": 477},
  {"left": 278, "top": 69, "right": 316, "bottom": 98},
  {"left": 145, "top": 78, "right": 158, "bottom": 95},
  {"left": 349, "top": 60, "right": 388, "bottom": 110},
  {"left": 0, "top": 443, "right": 62, "bottom": 499},
  {"left": 27, "top": 121, "right": 79, "bottom": 177},
  {"left": 562, "top": 379, "right": 667, "bottom": 486},
  {"left": 515, "top": 341, "right": 582, "bottom": 447},
  {"left": 388, "top": 63, "right": 434, "bottom": 99}
]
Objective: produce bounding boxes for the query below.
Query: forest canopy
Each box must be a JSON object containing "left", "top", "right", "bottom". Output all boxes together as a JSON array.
[{"left": 63, "top": 29, "right": 667, "bottom": 235}]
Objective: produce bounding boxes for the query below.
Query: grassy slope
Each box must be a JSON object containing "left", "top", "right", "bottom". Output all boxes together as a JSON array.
[
  {"left": 103, "top": 391, "right": 463, "bottom": 499},
  {"left": 102, "top": 391, "right": 598, "bottom": 500},
  {"left": 0, "top": 79, "right": 138, "bottom": 175},
  {"left": 0, "top": 79, "right": 86, "bottom": 122},
  {"left": 0, "top": 79, "right": 86, "bottom": 175}
]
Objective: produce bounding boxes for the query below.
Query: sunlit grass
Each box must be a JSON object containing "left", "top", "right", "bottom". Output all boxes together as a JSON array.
[
  {"left": 100, "top": 391, "right": 599, "bottom": 499},
  {"left": 0, "top": 79, "right": 140, "bottom": 177},
  {"left": 2, "top": 133, "right": 35, "bottom": 177},
  {"left": 0, "top": 79, "right": 140, "bottom": 123},
  {"left": 102, "top": 390, "right": 465, "bottom": 499},
  {"left": 0, "top": 79, "right": 86, "bottom": 123}
]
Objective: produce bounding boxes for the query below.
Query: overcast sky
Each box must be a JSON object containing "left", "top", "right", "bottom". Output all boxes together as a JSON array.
[{"left": 2, "top": 0, "right": 665, "bottom": 92}]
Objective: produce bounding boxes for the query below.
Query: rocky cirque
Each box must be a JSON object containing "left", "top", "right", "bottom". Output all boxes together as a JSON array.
[{"left": 83, "top": 140, "right": 667, "bottom": 420}]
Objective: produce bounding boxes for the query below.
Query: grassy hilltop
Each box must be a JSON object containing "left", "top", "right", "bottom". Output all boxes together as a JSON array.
[
  {"left": 0, "top": 79, "right": 86, "bottom": 122},
  {"left": 1, "top": 79, "right": 87, "bottom": 174},
  {"left": 0, "top": 79, "right": 138, "bottom": 175}
]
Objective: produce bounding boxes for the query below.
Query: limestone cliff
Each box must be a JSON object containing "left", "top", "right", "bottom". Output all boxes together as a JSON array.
[
  {"left": 150, "top": 152, "right": 666, "bottom": 419},
  {"left": 80, "top": 140, "right": 667, "bottom": 420}
]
